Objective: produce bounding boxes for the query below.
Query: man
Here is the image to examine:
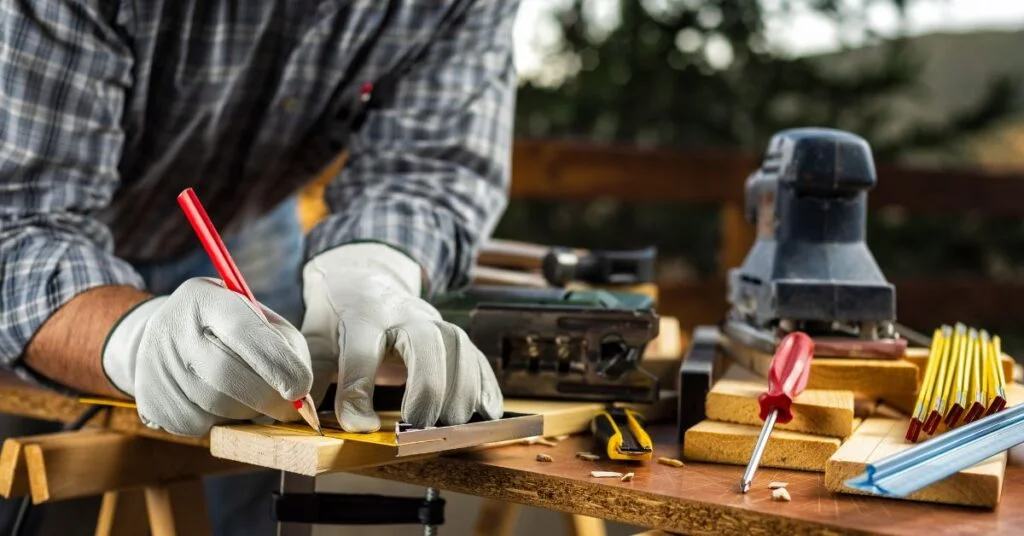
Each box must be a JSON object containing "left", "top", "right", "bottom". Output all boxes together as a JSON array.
[{"left": 0, "top": 1, "right": 518, "bottom": 534}]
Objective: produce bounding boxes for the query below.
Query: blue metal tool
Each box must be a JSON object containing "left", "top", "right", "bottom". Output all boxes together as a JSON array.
[{"left": 845, "top": 400, "right": 1024, "bottom": 498}]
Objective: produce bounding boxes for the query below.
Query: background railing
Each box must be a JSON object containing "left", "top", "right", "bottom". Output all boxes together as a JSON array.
[{"left": 300, "top": 139, "right": 1024, "bottom": 337}]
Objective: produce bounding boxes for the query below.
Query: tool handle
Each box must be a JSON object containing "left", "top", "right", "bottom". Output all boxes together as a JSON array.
[{"left": 758, "top": 331, "right": 814, "bottom": 424}]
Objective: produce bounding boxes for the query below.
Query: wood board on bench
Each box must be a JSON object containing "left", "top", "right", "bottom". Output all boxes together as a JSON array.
[{"left": 209, "top": 399, "right": 662, "bottom": 476}]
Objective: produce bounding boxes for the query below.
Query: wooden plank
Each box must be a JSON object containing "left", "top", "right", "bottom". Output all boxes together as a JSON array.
[
  {"left": 705, "top": 380, "right": 855, "bottom": 438},
  {"left": 0, "top": 376, "right": 206, "bottom": 447},
  {"left": 683, "top": 420, "right": 840, "bottom": 472},
  {"left": 22, "top": 429, "right": 246, "bottom": 503},
  {"left": 209, "top": 400, "right": 608, "bottom": 476},
  {"left": 723, "top": 337, "right": 919, "bottom": 398},
  {"left": 825, "top": 418, "right": 1005, "bottom": 508}
]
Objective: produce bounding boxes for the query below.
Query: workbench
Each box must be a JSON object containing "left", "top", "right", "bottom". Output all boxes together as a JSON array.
[{"left": 3, "top": 377, "right": 1024, "bottom": 535}]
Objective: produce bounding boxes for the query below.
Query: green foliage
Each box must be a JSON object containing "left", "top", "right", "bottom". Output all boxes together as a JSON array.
[{"left": 513, "top": 0, "right": 1017, "bottom": 154}]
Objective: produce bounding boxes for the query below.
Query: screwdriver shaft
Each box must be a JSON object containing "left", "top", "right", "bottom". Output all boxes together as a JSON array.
[{"left": 741, "top": 408, "right": 778, "bottom": 493}]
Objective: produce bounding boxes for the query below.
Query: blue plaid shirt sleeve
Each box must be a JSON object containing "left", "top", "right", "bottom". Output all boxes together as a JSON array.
[
  {"left": 304, "top": 1, "right": 517, "bottom": 295},
  {"left": 0, "top": 3, "right": 145, "bottom": 372}
]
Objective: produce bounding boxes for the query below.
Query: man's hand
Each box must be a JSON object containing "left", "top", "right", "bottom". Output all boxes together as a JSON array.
[
  {"left": 102, "top": 278, "right": 314, "bottom": 437},
  {"left": 301, "top": 243, "right": 503, "bottom": 432}
]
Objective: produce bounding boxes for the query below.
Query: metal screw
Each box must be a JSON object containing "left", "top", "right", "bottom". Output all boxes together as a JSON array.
[{"left": 424, "top": 487, "right": 440, "bottom": 536}]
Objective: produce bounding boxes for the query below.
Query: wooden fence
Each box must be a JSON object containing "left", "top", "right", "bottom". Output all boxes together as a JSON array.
[
  {"left": 299, "top": 139, "right": 1024, "bottom": 333},
  {"left": 510, "top": 139, "right": 1024, "bottom": 333}
]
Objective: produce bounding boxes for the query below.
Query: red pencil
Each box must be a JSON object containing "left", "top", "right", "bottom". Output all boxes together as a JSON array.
[{"left": 177, "top": 188, "right": 323, "bottom": 435}]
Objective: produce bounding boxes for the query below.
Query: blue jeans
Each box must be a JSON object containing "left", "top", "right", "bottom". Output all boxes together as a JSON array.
[
  {"left": 0, "top": 197, "right": 303, "bottom": 536},
  {"left": 133, "top": 196, "right": 304, "bottom": 536}
]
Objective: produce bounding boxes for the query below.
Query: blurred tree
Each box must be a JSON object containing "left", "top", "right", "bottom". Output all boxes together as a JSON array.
[
  {"left": 495, "top": 0, "right": 1021, "bottom": 284},
  {"left": 512, "top": 0, "right": 1018, "bottom": 157}
]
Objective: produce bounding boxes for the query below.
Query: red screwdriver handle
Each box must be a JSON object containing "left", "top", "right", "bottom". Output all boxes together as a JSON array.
[{"left": 757, "top": 331, "right": 815, "bottom": 424}]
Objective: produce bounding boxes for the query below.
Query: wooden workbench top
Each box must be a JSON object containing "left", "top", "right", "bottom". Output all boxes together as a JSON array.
[{"left": 354, "top": 425, "right": 1024, "bottom": 536}]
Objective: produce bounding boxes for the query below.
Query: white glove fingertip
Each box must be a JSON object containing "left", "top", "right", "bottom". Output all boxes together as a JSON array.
[{"left": 336, "top": 377, "right": 381, "bottom": 432}]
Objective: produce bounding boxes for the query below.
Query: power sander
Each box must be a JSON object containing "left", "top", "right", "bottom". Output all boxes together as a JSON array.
[
  {"left": 679, "top": 127, "right": 908, "bottom": 443},
  {"left": 723, "top": 127, "right": 903, "bottom": 353}
]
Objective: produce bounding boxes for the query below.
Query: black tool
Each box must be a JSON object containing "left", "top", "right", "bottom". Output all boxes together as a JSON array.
[
  {"left": 542, "top": 247, "right": 657, "bottom": 287},
  {"left": 727, "top": 128, "right": 897, "bottom": 341},
  {"left": 591, "top": 407, "right": 654, "bottom": 461},
  {"left": 677, "top": 325, "right": 728, "bottom": 446},
  {"left": 432, "top": 286, "right": 661, "bottom": 403}
]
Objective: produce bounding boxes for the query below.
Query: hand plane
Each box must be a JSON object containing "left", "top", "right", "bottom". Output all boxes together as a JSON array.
[{"left": 432, "top": 286, "right": 661, "bottom": 403}]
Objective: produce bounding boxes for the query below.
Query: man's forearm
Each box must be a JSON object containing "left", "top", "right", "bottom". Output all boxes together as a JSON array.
[{"left": 24, "top": 285, "right": 152, "bottom": 398}]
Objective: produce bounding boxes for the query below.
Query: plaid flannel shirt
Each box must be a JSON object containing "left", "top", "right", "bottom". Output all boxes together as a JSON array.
[{"left": 0, "top": 0, "right": 517, "bottom": 381}]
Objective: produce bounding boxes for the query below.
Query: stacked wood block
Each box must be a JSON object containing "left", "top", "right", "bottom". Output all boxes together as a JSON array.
[
  {"left": 683, "top": 378, "right": 856, "bottom": 472},
  {"left": 685, "top": 339, "right": 1022, "bottom": 508}
]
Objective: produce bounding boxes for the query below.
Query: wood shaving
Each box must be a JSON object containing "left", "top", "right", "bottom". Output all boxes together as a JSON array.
[
  {"left": 590, "top": 471, "right": 624, "bottom": 478},
  {"left": 657, "top": 457, "right": 685, "bottom": 467},
  {"left": 536, "top": 453, "right": 553, "bottom": 463},
  {"left": 575, "top": 452, "right": 600, "bottom": 461},
  {"left": 768, "top": 481, "right": 788, "bottom": 490},
  {"left": 772, "top": 487, "right": 791, "bottom": 502},
  {"left": 518, "top": 437, "right": 557, "bottom": 447},
  {"left": 620, "top": 472, "right": 635, "bottom": 482},
  {"left": 551, "top": 435, "right": 570, "bottom": 441}
]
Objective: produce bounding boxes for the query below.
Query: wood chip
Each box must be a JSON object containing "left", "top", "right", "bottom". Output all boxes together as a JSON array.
[
  {"left": 772, "top": 487, "right": 792, "bottom": 502},
  {"left": 657, "top": 457, "right": 685, "bottom": 467},
  {"left": 536, "top": 453, "right": 553, "bottom": 463},
  {"left": 590, "top": 471, "right": 624, "bottom": 478},
  {"left": 551, "top": 435, "right": 570, "bottom": 441},
  {"left": 575, "top": 452, "right": 600, "bottom": 461},
  {"left": 768, "top": 481, "right": 788, "bottom": 490},
  {"left": 620, "top": 472, "right": 635, "bottom": 482}
]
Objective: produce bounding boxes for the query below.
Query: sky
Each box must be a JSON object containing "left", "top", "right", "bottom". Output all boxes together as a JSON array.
[{"left": 513, "top": 0, "right": 1024, "bottom": 78}]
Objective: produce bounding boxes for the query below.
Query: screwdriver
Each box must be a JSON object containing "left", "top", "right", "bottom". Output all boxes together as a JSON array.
[{"left": 740, "top": 331, "right": 815, "bottom": 493}]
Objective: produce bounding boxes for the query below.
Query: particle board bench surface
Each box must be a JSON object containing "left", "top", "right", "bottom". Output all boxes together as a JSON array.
[
  {"left": 354, "top": 426, "right": 1024, "bottom": 536},
  {"left": 4, "top": 376, "right": 1024, "bottom": 535}
]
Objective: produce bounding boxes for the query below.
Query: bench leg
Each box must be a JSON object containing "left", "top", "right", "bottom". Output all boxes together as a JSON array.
[
  {"left": 564, "top": 514, "right": 606, "bottom": 536},
  {"left": 144, "top": 480, "right": 210, "bottom": 536},
  {"left": 95, "top": 489, "right": 148, "bottom": 536},
  {"left": 474, "top": 499, "right": 520, "bottom": 536}
]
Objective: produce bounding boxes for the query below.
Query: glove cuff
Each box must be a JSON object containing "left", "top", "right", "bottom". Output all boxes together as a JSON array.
[
  {"left": 101, "top": 296, "right": 168, "bottom": 397},
  {"left": 304, "top": 242, "right": 423, "bottom": 297}
]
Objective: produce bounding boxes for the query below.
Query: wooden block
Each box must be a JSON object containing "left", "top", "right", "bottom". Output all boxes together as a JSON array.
[
  {"left": 641, "top": 317, "right": 685, "bottom": 390},
  {"left": 683, "top": 420, "right": 840, "bottom": 472},
  {"left": 724, "top": 339, "right": 918, "bottom": 399},
  {"left": 705, "top": 380, "right": 855, "bottom": 438},
  {"left": 825, "top": 418, "right": 1005, "bottom": 508},
  {"left": 22, "top": 429, "right": 246, "bottom": 503}
]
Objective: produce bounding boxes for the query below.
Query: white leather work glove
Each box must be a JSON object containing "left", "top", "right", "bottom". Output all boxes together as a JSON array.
[
  {"left": 101, "top": 277, "right": 314, "bottom": 437},
  {"left": 301, "top": 242, "right": 503, "bottom": 432}
]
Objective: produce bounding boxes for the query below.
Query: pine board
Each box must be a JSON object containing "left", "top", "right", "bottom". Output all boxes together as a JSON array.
[{"left": 706, "top": 379, "right": 855, "bottom": 438}]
